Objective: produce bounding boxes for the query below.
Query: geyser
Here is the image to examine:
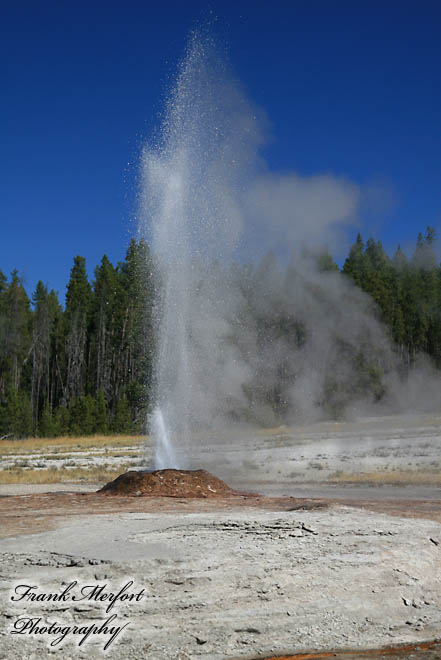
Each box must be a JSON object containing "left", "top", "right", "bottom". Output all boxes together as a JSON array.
[{"left": 139, "top": 33, "right": 261, "bottom": 468}]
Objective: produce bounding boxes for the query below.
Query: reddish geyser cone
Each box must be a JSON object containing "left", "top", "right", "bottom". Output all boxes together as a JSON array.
[{"left": 98, "top": 468, "right": 247, "bottom": 498}]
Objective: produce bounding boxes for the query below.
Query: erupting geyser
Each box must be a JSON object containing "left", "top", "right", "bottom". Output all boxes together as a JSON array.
[{"left": 139, "top": 32, "right": 260, "bottom": 469}]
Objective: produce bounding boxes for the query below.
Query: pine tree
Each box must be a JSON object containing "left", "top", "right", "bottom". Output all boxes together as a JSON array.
[
  {"left": 94, "top": 390, "right": 108, "bottom": 434},
  {"left": 0, "top": 269, "right": 8, "bottom": 400},
  {"left": 68, "top": 395, "right": 95, "bottom": 436},
  {"left": 38, "top": 401, "right": 57, "bottom": 438},
  {"left": 2, "top": 387, "right": 32, "bottom": 437},
  {"left": 90, "top": 255, "right": 120, "bottom": 401},
  {"left": 412, "top": 227, "right": 437, "bottom": 270},
  {"left": 54, "top": 405, "right": 70, "bottom": 436},
  {"left": 2, "top": 270, "right": 31, "bottom": 393},
  {"left": 392, "top": 245, "right": 407, "bottom": 271},
  {"left": 342, "top": 233, "right": 365, "bottom": 286},
  {"left": 46, "top": 289, "right": 64, "bottom": 410},
  {"left": 317, "top": 250, "right": 339, "bottom": 273},
  {"left": 111, "top": 395, "right": 132, "bottom": 434},
  {"left": 64, "top": 257, "right": 92, "bottom": 406},
  {"left": 30, "top": 281, "right": 54, "bottom": 426}
]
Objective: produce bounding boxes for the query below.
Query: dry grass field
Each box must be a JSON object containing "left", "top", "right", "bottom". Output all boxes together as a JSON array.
[
  {"left": 1, "top": 414, "right": 440, "bottom": 488},
  {"left": 0, "top": 433, "right": 144, "bottom": 453},
  {"left": 0, "top": 434, "right": 146, "bottom": 484}
]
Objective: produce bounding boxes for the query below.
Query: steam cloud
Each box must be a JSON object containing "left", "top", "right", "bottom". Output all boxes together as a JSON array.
[{"left": 242, "top": 172, "right": 360, "bottom": 258}]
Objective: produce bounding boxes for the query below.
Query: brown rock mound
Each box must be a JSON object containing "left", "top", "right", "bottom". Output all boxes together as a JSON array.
[{"left": 98, "top": 468, "right": 246, "bottom": 498}]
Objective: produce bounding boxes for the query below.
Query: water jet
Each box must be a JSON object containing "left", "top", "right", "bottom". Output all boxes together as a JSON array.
[{"left": 138, "top": 31, "right": 259, "bottom": 472}]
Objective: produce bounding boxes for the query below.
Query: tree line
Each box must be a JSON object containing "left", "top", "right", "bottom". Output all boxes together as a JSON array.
[
  {"left": 0, "top": 239, "right": 154, "bottom": 437},
  {"left": 342, "top": 227, "right": 441, "bottom": 367},
  {"left": 0, "top": 228, "right": 439, "bottom": 437}
]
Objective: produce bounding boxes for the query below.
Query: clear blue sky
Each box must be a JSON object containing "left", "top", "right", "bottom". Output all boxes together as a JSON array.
[{"left": 2, "top": 0, "right": 440, "bottom": 301}]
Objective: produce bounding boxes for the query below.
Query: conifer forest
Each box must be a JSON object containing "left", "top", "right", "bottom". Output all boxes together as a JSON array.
[{"left": 1, "top": 228, "right": 440, "bottom": 437}]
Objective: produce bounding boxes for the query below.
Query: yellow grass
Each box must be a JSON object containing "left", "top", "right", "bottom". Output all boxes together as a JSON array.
[
  {"left": 0, "top": 434, "right": 146, "bottom": 456},
  {"left": 8, "top": 449, "right": 142, "bottom": 461},
  {"left": 329, "top": 470, "right": 441, "bottom": 485},
  {"left": 0, "top": 464, "right": 135, "bottom": 485}
]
